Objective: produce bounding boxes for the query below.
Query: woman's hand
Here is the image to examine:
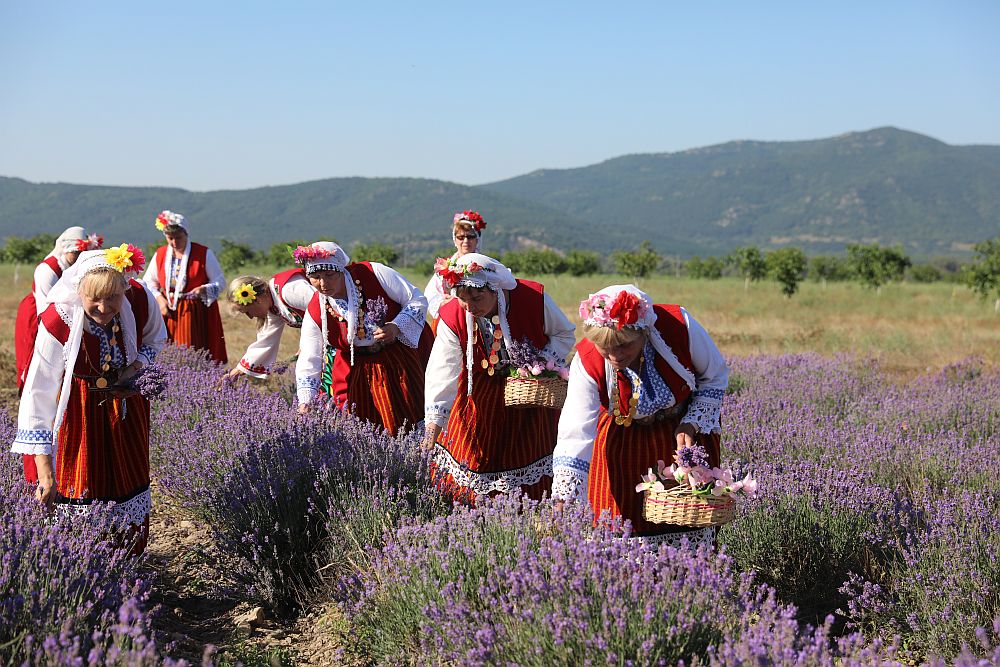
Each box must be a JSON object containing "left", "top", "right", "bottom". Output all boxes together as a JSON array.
[
  {"left": 421, "top": 423, "right": 441, "bottom": 451},
  {"left": 155, "top": 294, "right": 169, "bottom": 318},
  {"left": 373, "top": 323, "right": 400, "bottom": 344},
  {"left": 297, "top": 402, "right": 311, "bottom": 416},
  {"left": 674, "top": 423, "right": 697, "bottom": 451},
  {"left": 34, "top": 454, "right": 56, "bottom": 510}
]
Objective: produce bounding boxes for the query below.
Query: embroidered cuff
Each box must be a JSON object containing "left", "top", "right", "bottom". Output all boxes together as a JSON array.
[
  {"left": 238, "top": 358, "right": 270, "bottom": 379},
  {"left": 425, "top": 402, "right": 452, "bottom": 427},
  {"left": 12, "top": 429, "right": 53, "bottom": 455},
  {"left": 392, "top": 304, "right": 426, "bottom": 349},
  {"left": 681, "top": 394, "right": 723, "bottom": 434},
  {"left": 552, "top": 456, "right": 590, "bottom": 501},
  {"left": 200, "top": 284, "right": 221, "bottom": 306},
  {"left": 296, "top": 376, "right": 320, "bottom": 404},
  {"left": 138, "top": 344, "right": 158, "bottom": 366}
]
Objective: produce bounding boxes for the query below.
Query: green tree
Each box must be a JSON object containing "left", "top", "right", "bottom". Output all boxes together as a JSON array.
[
  {"left": 2, "top": 233, "right": 57, "bottom": 264},
  {"left": 353, "top": 241, "right": 399, "bottom": 266},
  {"left": 808, "top": 255, "right": 851, "bottom": 288},
  {"left": 564, "top": 249, "right": 602, "bottom": 276},
  {"left": 218, "top": 238, "right": 260, "bottom": 275},
  {"left": 847, "top": 243, "right": 911, "bottom": 293},
  {"left": 964, "top": 235, "right": 1000, "bottom": 312},
  {"left": 685, "top": 255, "right": 723, "bottom": 280},
  {"left": 613, "top": 241, "right": 661, "bottom": 280},
  {"left": 766, "top": 247, "right": 808, "bottom": 297},
  {"left": 501, "top": 249, "right": 567, "bottom": 275},
  {"left": 907, "top": 264, "right": 943, "bottom": 283},
  {"left": 269, "top": 240, "right": 310, "bottom": 266},
  {"left": 727, "top": 246, "right": 767, "bottom": 291}
]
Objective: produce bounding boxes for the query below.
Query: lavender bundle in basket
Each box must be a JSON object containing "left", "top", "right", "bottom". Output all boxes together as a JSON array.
[
  {"left": 505, "top": 337, "right": 569, "bottom": 380},
  {"left": 124, "top": 363, "right": 168, "bottom": 399}
]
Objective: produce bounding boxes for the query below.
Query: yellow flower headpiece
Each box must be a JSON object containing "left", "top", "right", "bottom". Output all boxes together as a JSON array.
[
  {"left": 233, "top": 283, "right": 258, "bottom": 306},
  {"left": 104, "top": 243, "right": 145, "bottom": 274}
]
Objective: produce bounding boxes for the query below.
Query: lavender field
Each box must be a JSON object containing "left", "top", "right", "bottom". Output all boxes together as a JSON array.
[{"left": 2, "top": 347, "right": 999, "bottom": 666}]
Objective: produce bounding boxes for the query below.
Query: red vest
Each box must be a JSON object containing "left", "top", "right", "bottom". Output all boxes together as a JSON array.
[
  {"left": 305, "top": 262, "right": 403, "bottom": 349},
  {"left": 437, "top": 279, "right": 548, "bottom": 352},
  {"left": 40, "top": 280, "right": 151, "bottom": 374},
  {"left": 272, "top": 268, "right": 308, "bottom": 318},
  {"left": 31, "top": 256, "right": 63, "bottom": 291},
  {"left": 577, "top": 304, "right": 693, "bottom": 409},
  {"left": 154, "top": 243, "right": 209, "bottom": 291}
]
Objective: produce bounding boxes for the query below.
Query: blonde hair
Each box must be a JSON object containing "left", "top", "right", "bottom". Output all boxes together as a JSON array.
[
  {"left": 582, "top": 324, "right": 647, "bottom": 348},
  {"left": 79, "top": 268, "right": 126, "bottom": 299},
  {"left": 227, "top": 275, "right": 270, "bottom": 322}
]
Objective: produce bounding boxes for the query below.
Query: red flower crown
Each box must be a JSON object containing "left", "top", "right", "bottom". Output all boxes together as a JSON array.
[
  {"left": 434, "top": 257, "right": 488, "bottom": 289},
  {"left": 453, "top": 210, "right": 486, "bottom": 232}
]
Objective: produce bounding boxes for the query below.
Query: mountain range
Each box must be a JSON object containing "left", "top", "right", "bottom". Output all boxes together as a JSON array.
[{"left": 2, "top": 127, "right": 997, "bottom": 258}]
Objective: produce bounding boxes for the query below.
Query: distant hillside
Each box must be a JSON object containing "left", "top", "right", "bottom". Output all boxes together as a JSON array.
[
  {"left": 2, "top": 127, "right": 998, "bottom": 259},
  {"left": 0, "top": 177, "right": 596, "bottom": 257},
  {"left": 481, "top": 127, "right": 1000, "bottom": 256}
]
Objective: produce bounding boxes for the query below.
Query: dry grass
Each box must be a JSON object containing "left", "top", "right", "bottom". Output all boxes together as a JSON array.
[{"left": 2, "top": 264, "right": 996, "bottom": 386}]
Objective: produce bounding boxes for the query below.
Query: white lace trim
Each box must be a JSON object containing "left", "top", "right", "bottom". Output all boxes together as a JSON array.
[
  {"left": 425, "top": 402, "right": 451, "bottom": 427},
  {"left": 680, "top": 395, "right": 722, "bottom": 434},
  {"left": 433, "top": 445, "right": 552, "bottom": 495},
  {"left": 630, "top": 526, "right": 715, "bottom": 548},
  {"left": 392, "top": 304, "right": 425, "bottom": 349},
  {"left": 57, "top": 489, "right": 152, "bottom": 528},
  {"left": 55, "top": 303, "right": 74, "bottom": 327},
  {"left": 551, "top": 468, "right": 588, "bottom": 502}
]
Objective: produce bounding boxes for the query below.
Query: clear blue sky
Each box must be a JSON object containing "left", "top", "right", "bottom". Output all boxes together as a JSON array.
[{"left": 1, "top": 1, "right": 998, "bottom": 191}]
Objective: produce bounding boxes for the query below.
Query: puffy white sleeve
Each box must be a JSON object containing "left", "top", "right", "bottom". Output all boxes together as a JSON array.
[
  {"left": 541, "top": 293, "right": 576, "bottom": 363},
  {"left": 423, "top": 318, "right": 463, "bottom": 427},
  {"left": 32, "top": 262, "right": 61, "bottom": 315},
  {"left": 280, "top": 277, "right": 315, "bottom": 314},
  {"left": 552, "top": 355, "right": 602, "bottom": 501},
  {"left": 200, "top": 249, "right": 225, "bottom": 305},
  {"left": 236, "top": 313, "right": 286, "bottom": 378},
  {"left": 679, "top": 308, "right": 729, "bottom": 435},
  {"left": 425, "top": 274, "right": 445, "bottom": 320},
  {"left": 142, "top": 256, "right": 162, "bottom": 293},
  {"left": 371, "top": 263, "right": 427, "bottom": 349},
  {"left": 11, "top": 321, "right": 66, "bottom": 455},
  {"left": 295, "top": 305, "right": 325, "bottom": 405},
  {"left": 137, "top": 286, "right": 168, "bottom": 366}
]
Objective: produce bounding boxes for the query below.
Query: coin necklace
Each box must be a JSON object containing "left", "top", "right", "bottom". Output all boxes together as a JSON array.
[
  {"left": 612, "top": 358, "right": 643, "bottom": 427},
  {"left": 94, "top": 319, "right": 122, "bottom": 389},
  {"left": 476, "top": 315, "right": 503, "bottom": 377}
]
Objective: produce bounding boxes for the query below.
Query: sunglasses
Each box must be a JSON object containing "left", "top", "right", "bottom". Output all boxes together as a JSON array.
[{"left": 455, "top": 234, "right": 478, "bottom": 241}]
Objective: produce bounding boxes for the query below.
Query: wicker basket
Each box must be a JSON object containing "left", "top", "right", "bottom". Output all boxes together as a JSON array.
[
  {"left": 642, "top": 485, "right": 735, "bottom": 528},
  {"left": 504, "top": 376, "right": 568, "bottom": 409}
]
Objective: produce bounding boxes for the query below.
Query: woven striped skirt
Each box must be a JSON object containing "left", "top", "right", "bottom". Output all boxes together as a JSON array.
[
  {"left": 588, "top": 408, "right": 721, "bottom": 538},
  {"left": 165, "top": 298, "right": 228, "bottom": 364},
  {"left": 344, "top": 341, "right": 425, "bottom": 437},
  {"left": 433, "top": 368, "right": 556, "bottom": 504}
]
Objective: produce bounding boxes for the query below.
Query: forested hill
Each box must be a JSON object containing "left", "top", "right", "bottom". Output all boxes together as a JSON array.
[
  {"left": 2, "top": 127, "right": 998, "bottom": 257},
  {"left": 482, "top": 127, "right": 1000, "bottom": 256},
  {"left": 0, "top": 177, "right": 596, "bottom": 256}
]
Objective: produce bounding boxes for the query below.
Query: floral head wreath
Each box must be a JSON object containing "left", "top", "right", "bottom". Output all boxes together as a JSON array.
[
  {"left": 232, "top": 283, "right": 258, "bottom": 306},
  {"left": 154, "top": 210, "right": 186, "bottom": 232},
  {"left": 579, "top": 291, "right": 648, "bottom": 330},
  {"left": 290, "top": 245, "right": 333, "bottom": 266},
  {"left": 103, "top": 243, "right": 146, "bottom": 275},
  {"left": 434, "top": 256, "right": 489, "bottom": 289},
  {"left": 73, "top": 234, "right": 104, "bottom": 252},
  {"left": 453, "top": 210, "right": 486, "bottom": 234}
]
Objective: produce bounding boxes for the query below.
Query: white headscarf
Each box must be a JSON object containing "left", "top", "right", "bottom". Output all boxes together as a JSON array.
[
  {"left": 49, "top": 226, "right": 88, "bottom": 262},
  {"left": 440, "top": 253, "right": 517, "bottom": 396},
  {"left": 579, "top": 284, "right": 696, "bottom": 391},
  {"left": 300, "top": 241, "right": 361, "bottom": 366},
  {"left": 47, "top": 249, "right": 144, "bottom": 430}
]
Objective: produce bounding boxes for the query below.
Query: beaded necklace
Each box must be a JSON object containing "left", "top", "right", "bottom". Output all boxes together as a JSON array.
[{"left": 612, "top": 356, "right": 644, "bottom": 427}]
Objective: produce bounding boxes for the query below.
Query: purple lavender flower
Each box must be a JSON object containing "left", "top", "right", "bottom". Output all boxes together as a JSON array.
[
  {"left": 125, "top": 363, "right": 168, "bottom": 399},
  {"left": 364, "top": 295, "right": 389, "bottom": 329},
  {"left": 676, "top": 442, "right": 710, "bottom": 469}
]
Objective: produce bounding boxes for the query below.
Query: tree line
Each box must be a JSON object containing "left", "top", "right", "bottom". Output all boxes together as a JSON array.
[{"left": 2, "top": 233, "right": 998, "bottom": 309}]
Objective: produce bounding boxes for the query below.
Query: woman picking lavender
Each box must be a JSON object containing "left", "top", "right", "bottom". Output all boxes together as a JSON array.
[
  {"left": 423, "top": 210, "right": 486, "bottom": 327},
  {"left": 552, "top": 285, "right": 728, "bottom": 547},
  {"left": 11, "top": 245, "right": 167, "bottom": 555},
  {"left": 421, "top": 253, "right": 576, "bottom": 502},
  {"left": 225, "top": 265, "right": 316, "bottom": 381},
  {"left": 295, "top": 241, "right": 433, "bottom": 436}
]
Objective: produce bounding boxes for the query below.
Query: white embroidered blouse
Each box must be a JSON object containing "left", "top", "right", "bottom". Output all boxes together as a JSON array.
[
  {"left": 236, "top": 274, "right": 316, "bottom": 379},
  {"left": 141, "top": 244, "right": 225, "bottom": 307},
  {"left": 550, "top": 307, "right": 728, "bottom": 502}
]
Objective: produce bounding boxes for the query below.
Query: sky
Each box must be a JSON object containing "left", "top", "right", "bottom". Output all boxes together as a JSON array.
[{"left": 1, "top": 1, "right": 998, "bottom": 191}]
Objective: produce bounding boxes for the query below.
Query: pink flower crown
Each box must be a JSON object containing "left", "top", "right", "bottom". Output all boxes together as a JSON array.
[
  {"left": 291, "top": 245, "right": 333, "bottom": 266},
  {"left": 579, "top": 291, "right": 647, "bottom": 330},
  {"left": 453, "top": 210, "right": 486, "bottom": 232},
  {"left": 434, "top": 256, "right": 489, "bottom": 289},
  {"left": 75, "top": 234, "right": 104, "bottom": 252}
]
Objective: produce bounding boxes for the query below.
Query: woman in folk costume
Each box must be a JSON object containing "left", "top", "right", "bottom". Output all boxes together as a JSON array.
[
  {"left": 423, "top": 210, "right": 485, "bottom": 327},
  {"left": 225, "top": 268, "right": 316, "bottom": 381},
  {"left": 142, "top": 210, "right": 227, "bottom": 363},
  {"left": 295, "top": 242, "right": 433, "bottom": 435},
  {"left": 15, "top": 228, "right": 104, "bottom": 391},
  {"left": 11, "top": 244, "right": 166, "bottom": 555},
  {"left": 552, "top": 285, "right": 728, "bottom": 547},
  {"left": 421, "top": 253, "right": 576, "bottom": 503}
]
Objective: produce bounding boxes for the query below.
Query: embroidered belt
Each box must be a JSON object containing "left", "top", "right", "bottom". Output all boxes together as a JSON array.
[
  {"left": 74, "top": 371, "right": 122, "bottom": 390},
  {"left": 354, "top": 342, "right": 386, "bottom": 356},
  {"left": 633, "top": 398, "right": 691, "bottom": 427}
]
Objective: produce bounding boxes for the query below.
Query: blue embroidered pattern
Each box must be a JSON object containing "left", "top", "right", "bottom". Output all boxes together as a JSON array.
[
  {"left": 694, "top": 387, "right": 725, "bottom": 401},
  {"left": 552, "top": 456, "right": 591, "bottom": 474},
  {"left": 15, "top": 428, "right": 53, "bottom": 444},
  {"left": 138, "top": 344, "right": 158, "bottom": 365},
  {"left": 88, "top": 317, "right": 125, "bottom": 370},
  {"left": 394, "top": 303, "right": 426, "bottom": 348},
  {"left": 619, "top": 342, "right": 676, "bottom": 416}
]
